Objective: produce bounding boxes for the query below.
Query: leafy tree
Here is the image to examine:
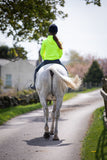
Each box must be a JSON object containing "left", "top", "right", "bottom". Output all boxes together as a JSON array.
[
  {"left": 0, "top": 45, "right": 8, "bottom": 57},
  {"left": 0, "top": 0, "right": 101, "bottom": 44},
  {"left": 66, "top": 51, "right": 95, "bottom": 78},
  {"left": 0, "top": 0, "right": 101, "bottom": 61},
  {"left": 0, "top": 45, "right": 27, "bottom": 60},
  {"left": 0, "top": 0, "right": 67, "bottom": 43},
  {"left": 67, "top": 50, "right": 85, "bottom": 65},
  {"left": 83, "top": 60, "right": 104, "bottom": 85},
  {"left": 84, "top": 0, "right": 101, "bottom": 6},
  {"left": 98, "top": 58, "right": 107, "bottom": 77}
]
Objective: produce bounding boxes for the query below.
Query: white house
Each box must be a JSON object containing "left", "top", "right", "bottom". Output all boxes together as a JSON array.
[{"left": 0, "top": 59, "right": 37, "bottom": 91}]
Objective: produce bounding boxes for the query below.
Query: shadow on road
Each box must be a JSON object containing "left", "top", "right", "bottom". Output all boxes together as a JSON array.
[
  {"left": 62, "top": 104, "right": 90, "bottom": 108},
  {"left": 24, "top": 137, "right": 72, "bottom": 147}
]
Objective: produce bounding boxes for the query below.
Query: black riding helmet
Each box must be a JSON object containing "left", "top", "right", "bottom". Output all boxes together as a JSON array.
[{"left": 49, "top": 24, "right": 58, "bottom": 34}]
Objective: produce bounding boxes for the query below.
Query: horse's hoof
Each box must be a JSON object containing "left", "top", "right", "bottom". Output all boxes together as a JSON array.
[
  {"left": 53, "top": 135, "right": 59, "bottom": 141},
  {"left": 43, "top": 132, "right": 50, "bottom": 139},
  {"left": 50, "top": 131, "right": 54, "bottom": 135}
]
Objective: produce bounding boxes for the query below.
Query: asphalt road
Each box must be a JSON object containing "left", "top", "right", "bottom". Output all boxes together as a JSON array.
[{"left": 0, "top": 89, "right": 104, "bottom": 160}]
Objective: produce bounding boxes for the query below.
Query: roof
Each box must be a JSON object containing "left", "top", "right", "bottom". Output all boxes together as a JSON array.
[
  {"left": 0, "top": 59, "right": 10, "bottom": 66},
  {"left": 28, "top": 60, "right": 37, "bottom": 66},
  {"left": 0, "top": 59, "right": 37, "bottom": 67}
]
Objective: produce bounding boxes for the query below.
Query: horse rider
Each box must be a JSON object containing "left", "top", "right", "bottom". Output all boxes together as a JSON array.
[{"left": 30, "top": 24, "right": 67, "bottom": 89}]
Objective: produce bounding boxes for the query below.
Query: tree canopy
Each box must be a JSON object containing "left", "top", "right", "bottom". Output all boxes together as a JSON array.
[
  {"left": 0, "top": 0, "right": 101, "bottom": 44},
  {"left": 0, "top": 0, "right": 67, "bottom": 43},
  {"left": 85, "top": 0, "right": 101, "bottom": 6},
  {"left": 67, "top": 50, "right": 86, "bottom": 65},
  {"left": 0, "top": 45, "right": 27, "bottom": 61},
  {"left": 0, "top": 0, "right": 101, "bottom": 60}
]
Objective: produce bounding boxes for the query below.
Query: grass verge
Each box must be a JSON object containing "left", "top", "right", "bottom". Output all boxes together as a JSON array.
[
  {"left": 63, "top": 92, "right": 78, "bottom": 101},
  {"left": 0, "top": 87, "right": 100, "bottom": 125},
  {"left": 0, "top": 103, "right": 42, "bottom": 125},
  {"left": 81, "top": 106, "right": 107, "bottom": 160},
  {"left": 0, "top": 92, "right": 78, "bottom": 125},
  {"left": 79, "top": 87, "right": 100, "bottom": 93}
]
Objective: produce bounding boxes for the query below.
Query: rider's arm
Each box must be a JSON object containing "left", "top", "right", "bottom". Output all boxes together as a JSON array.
[{"left": 40, "top": 41, "right": 45, "bottom": 60}]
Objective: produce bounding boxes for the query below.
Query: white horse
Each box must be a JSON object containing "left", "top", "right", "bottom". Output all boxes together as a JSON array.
[{"left": 36, "top": 64, "right": 81, "bottom": 140}]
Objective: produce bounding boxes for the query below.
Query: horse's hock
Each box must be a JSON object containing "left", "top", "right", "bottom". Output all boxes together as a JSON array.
[{"left": 100, "top": 77, "right": 107, "bottom": 125}]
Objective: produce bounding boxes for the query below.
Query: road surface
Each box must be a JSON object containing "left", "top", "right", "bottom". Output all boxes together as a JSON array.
[{"left": 0, "top": 89, "right": 104, "bottom": 160}]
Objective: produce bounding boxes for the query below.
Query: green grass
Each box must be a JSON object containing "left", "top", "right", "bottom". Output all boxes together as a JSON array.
[
  {"left": 63, "top": 92, "right": 78, "bottom": 101},
  {"left": 63, "top": 87, "right": 100, "bottom": 101},
  {"left": 79, "top": 87, "right": 100, "bottom": 93},
  {"left": 0, "top": 103, "right": 42, "bottom": 125},
  {"left": 0, "top": 87, "right": 100, "bottom": 125},
  {"left": 0, "top": 92, "right": 77, "bottom": 125},
  {"left": 81, "top": 106, "right": 107, "bottom": 160}
]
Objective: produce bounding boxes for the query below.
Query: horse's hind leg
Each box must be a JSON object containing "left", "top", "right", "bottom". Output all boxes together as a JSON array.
[
  {"left": 40, "top": 98, "right": 50, "bottom": 139},
  {"left": 53, "top": 98, "right": 62, "bottom": 141},
  {"left": 50, "top": 101, "right": 56, "bottom": 135}
]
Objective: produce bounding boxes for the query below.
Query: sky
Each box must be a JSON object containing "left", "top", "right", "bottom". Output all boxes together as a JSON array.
[{"left": 0, "top": 0, "right": 107, "bottom": 61}]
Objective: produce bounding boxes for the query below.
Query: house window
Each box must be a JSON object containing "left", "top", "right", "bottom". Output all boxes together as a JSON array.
[{"left": 5, "top": 74, "right": 12, "bottom": 87}]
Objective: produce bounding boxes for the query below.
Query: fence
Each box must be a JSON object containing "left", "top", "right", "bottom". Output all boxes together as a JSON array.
[{"left": 100, "top": 77, "right": 107, "bottom": 118}]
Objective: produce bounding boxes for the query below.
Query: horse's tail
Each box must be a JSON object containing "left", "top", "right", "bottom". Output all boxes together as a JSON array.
[{"left": 49, "top": 68, "right": 82, "bottom": 90}]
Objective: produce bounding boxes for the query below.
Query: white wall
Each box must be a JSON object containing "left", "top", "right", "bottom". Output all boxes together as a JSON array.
[{"left": 1, "top": 59, "right": 36, "bottom": 90}]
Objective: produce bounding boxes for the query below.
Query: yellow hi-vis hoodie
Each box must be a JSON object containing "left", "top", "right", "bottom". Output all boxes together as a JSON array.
[{"left": 40, "top": 35, "right": 63, "bottom": 60}]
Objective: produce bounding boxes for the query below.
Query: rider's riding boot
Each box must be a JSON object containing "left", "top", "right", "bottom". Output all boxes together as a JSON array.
[{"left": 30, "top": 84, "right": 36, "bottom": 90}]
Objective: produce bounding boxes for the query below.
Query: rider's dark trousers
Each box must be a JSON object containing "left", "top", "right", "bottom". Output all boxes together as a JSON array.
[{"left": 33, "top": 59, "right": 67, "bottom": 84}]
